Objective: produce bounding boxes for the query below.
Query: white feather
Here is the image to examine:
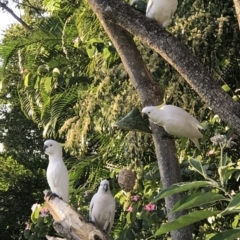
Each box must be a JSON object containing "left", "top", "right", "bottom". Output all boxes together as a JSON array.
[
  {"left": 142, "top": 105, "right": 203, "bottom": 149},
  {"left": 44, "top": 139, "right": 69, "bottom": 203},
  {"left": 146, "top": 0, "right": 178, "bottom": 27},
  {"left": 89, "top": 179, "right": 115, "bottom": 233}
]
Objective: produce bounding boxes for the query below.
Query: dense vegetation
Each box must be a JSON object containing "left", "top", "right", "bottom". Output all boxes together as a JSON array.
[{"left": 0, "top": 0, "right": 240, "bottom": 239}]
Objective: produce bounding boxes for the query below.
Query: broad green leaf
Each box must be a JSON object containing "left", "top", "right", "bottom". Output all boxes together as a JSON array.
[
  {"left": 44, "top": 77, "right": 52, "bottom": 93},
  {"left": 37, "top": 216, "right": 44, "bottom": 227},
  {"left": 34, "top": 75, "right": 41, "bottom": 89},
  {"left": 222, "top": 193, "right": 240, "bottom": 214},
  {"left": 86, "top": 45, "right": 96, "bottom": 58},
  {"left": 31, "top": 207, "right": 41, "bottom": 224},
  {"left": 171, "top": 192, "right": 229, "bottom": 213},
  {"left": 209, "top": 229, "right": 240, "bottom": 240},
  {"left": 190, "top": 158, "right": 206, "bottom": 177},
  {"left": 222, "top": 84, "right": 231, "bottom": 92},
  {"left": 24, "top": 73, "right": 32, "bottom": 87},
  {"left": 154, "top": 210, "right": 221, "bottom": 236},
  {"left": 151, "top": 181, "right": 213, "bottom": 203},
  {"left": 103, "top": 47, "right": 111, "bottom": 59},
  {"left": 126, "top": 212, "right": 131, "bottom": 224},
  {"left": 87, "top": 38, "right": 103, "bottom": 44},
  {"left": 23, "top": 229, "right": 30, "bottom": 239},
  {"left": 222, "top": 152, "right": 229, "bottom": 166}
]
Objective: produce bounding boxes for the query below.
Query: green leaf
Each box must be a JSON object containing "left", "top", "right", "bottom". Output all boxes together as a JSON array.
[
  {"left": 29, "top": 234, "right": 37, "bottom": 240},
  {"left": 171, "top": 192, "right": 229, "bottom": 213},
  {"left": 23, "top": 229, "right": 31, "bottom": 239},
  {"left": 209, "top": 229, "right": 240, "bottom": 240},
  {"left": 189, "top": 158, "right": 207, "bottom": 177},
  {"left": 222, "top": 84, "right": 231, "bottom": 92},
  {"left": 103, "top": 47, "right": 111, "bottom": 59},
  {"left": 86, "top": 45, "right": 96, "bottom": 58},
  {"left": 31, "top": 207, "right": 40, "bottom": 224},
  {"left": 222, "top": 192, "right": 240, "bottom": 215},
  {"left": 154, "top": 210, "right": 221, "bottom": 236},
  {"left": 222, "top": 152, "right": 229, "bottom": 166},
  {"left": 151, "top": 181, "right": 213, "bottom": 203},
  {"left": 24, "top": 73, "right": 32, "bottom": 87},
  {"left": 44, "top": 77, "right": 52, "bottom": 93},
  {"left": 37, "top": 216, "right": 44, "bottom": 227},
  {"left": 126, "top": 212, "right": 131, "bottom": 224}
]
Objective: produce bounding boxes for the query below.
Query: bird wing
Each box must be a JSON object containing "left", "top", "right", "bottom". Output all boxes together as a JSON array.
[
  {"left": 163, "top": 105, "right": 203, "bottom": 128},
  {"left": 47, "top": 160, "right": 69, "bottom": 202},
  {"left": 146, "top": 0, "right": 153, "bottom": 15},
  {"left": 89, "top": 194, "right": 95, "bottom": 220}
]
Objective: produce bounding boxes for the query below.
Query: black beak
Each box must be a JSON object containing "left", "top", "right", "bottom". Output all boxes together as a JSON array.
[
  {"left": 142, "top": 112, "right": 149, "bottom": 120},
  {"left": 103, "top": 184, "right": 108, "bottom": 192},
  {"left": 43, "top": 145, "right": 47, "bottom": 151}
]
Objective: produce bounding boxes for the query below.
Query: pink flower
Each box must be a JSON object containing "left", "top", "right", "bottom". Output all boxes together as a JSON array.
[
  {"left": 127, "top": 206, "right": 133, "bottom": 212},
  {"left": 84, "top": 190, "right": 89, "bottom": 197},
  {"left": 232, "top": 134, "right": 238, "bottom": 140},
  {"left": 31, "top": 203, "right": 40, "bottom": 212},
  {"left": 207, "top": 149, "right": 215, "bottom": 156},
  {"left": 73, "top": 37, "right": 79, "bottom": 43},
  {"left": 144, "top": 203, "right": 157, "bottom": 212},
  {"left": 40, "top": 207, "right": 49, "bottom": 217},
  {"left": 25, "top": 222, "right": 30, "bottom": 230},
  {"left": 132, "top": 195, "right": 140, "bottom": 202}
]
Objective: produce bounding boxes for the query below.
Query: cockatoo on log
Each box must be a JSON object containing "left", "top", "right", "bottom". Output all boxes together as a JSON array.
[
  {"left": 44, "top": 139, "right": 69, "bottom": 203},
  {"left": 89, "top": 179, "right": 115, "bottom": 233}
]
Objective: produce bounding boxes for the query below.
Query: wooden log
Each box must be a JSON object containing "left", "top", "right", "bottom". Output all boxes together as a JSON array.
[{"left": 43, "top": 190, "right": 112, "bottom": 240}]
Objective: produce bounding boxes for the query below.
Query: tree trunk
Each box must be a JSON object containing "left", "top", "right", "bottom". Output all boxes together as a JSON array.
[
  {"left": 86, "top": 0, "right": 240, "bottom": 136},
  {"left": 233, "top": 0, "right": 240, "bottom": 29},
  {"left": 87, "top": 1, "right": 193, "bottom": 239},
  {"left": 43, "top": 191, "right": 112, "bottom": 240}
]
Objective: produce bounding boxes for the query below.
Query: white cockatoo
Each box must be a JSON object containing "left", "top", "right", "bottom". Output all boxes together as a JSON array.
[
  {"left": 89, "top": 179, "right": 116, "bottom": 233},
  {"left": 44, "top": 139, "right": 69, "bottom": 203},
  {"left": 142, "top": 105, "right": 203, "bottom": 149},
  {"left": 146, "top": 0, "right": 178, "bottom": 28}
]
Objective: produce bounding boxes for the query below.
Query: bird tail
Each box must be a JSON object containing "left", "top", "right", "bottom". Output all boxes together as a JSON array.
[{"left": 191, "top": 138, "right": 200, "bottom": 150}]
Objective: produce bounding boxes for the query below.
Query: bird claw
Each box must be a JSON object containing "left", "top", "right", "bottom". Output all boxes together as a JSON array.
[{"left": 46, "top": 191, "right": 62, "bottom": 201}]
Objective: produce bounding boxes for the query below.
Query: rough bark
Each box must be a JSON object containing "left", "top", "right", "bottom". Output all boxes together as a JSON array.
[
  {"left": 233, "top": 0, "right": 240, "bottom": 29},
  {"left": 43, "top": 190, "right": 112, "bottom": 240},
  {"left": 0, "top": 2, "right": 31, "bottom": 31},
  {"left": 87, "top": 0, "right": 240, "bottom": 137},
  {"left": 87, "top": 1, "right": 193, "bottom": 239}
]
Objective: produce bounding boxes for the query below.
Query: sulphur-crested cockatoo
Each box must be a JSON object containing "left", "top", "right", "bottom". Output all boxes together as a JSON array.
[
  {"left": 44, "top": 139, "right": 69, "bottom": 203},
  {"left": 89, "top": 179, "right": 115, "bottom": 233},
  {"left": 142, "top": 105, "right": 203, "bottom": 149},
  {"left": 146, "top": 0, "right": 178, "bottom": 27}
]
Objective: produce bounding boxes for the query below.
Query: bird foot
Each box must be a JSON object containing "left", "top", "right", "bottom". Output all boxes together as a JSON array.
[
  {"left": 86, "top": 220, "right": 95, "bottom": 225},
  {"left": 46, "top": 191, "right": 62, "bottom": 201}
]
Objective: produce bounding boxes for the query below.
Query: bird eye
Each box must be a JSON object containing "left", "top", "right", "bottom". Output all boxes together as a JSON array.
[
  {"left": 148, "top": 112, "right": 150, "bottom": 114},
  {"left": 50, "top": 144, "right": 52, "bottom": 146}
]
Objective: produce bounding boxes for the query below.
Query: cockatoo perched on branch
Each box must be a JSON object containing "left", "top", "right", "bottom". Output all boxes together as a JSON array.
[
  {"left": 142, "top": 105, "right": 203, "bottom": 149},
  {"left": 146, "top": 0, "right": 178, "bottom": 28},
  {"left": 89, "top": 179, "right": 116, "bottom": 233},
  {"left": 44, "top": 139, "right": 69, "bottom": 203}
]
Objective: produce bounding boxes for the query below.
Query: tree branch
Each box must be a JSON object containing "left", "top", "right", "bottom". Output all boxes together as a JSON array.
[
  {"left": 43, "top": 190, "right": 112, "bottom": 240},
  {"left": 87, "top": 0, "right": 240, "bottom": 137},
  {"left": 0, "top": 2, "right": 31, "bottom": 31},
  {"left": 233, "top": 0, "right": 240, "bottom": 29},
  {"left": 87, "top": 1, "right": 193, "bottom": 239}
]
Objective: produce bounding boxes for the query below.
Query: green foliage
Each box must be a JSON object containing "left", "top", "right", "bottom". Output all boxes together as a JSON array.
[
  {"left": 151, "top": 136, "right": 240, "bottom": 238},
  {"left": 23, "top": 204, "right": 53, "bottom": 240},
  {"left": 0, "top": 0, "right": 240, "bottom": 239}
]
